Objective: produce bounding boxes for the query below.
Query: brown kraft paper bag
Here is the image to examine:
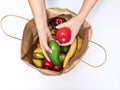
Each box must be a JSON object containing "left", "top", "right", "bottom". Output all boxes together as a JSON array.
[{"left": 21, "top": 8, "right": 92, "bottom": 76}]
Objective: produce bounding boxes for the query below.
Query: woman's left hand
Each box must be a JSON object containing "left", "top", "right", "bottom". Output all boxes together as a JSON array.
[{"left": 56, "top": 15, "right": 84, "bottom": 46}]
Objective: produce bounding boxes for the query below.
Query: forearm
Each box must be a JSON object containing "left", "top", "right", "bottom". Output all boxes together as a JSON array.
[
  {"left": 77, "top": 0, "right": 98, "bottom": 21},
  {"left": 28, "top": 0, "right": 48, "bottom": 32}
]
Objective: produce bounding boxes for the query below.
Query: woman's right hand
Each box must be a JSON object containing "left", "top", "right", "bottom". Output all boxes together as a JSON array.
[
  {"left": 37, "top": 26, "right": 53, "bottom": 61},
  {"left": 28, "top": 0, "right": 53, "bottom": 61}
]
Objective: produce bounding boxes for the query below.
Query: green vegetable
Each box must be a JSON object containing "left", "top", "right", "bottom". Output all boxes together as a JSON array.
[
  {"left": 47, "top": 40, "right": 60, "bottom": 65},
  {"left": 62, "top": 45, "right": 70, "bottom": 53}
]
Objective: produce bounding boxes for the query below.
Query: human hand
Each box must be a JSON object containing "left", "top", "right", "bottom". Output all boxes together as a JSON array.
[
  {"left": 56, "top": 15, "right": 84, "bottom": 46},
  {"left": 37, "top": 26, "right": 53, "bottom": 61}
]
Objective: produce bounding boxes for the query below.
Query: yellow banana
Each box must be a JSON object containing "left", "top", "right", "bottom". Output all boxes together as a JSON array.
[
  {"left": 75, "top": 35, "right": 83, "bottom": 54},
  {"left": 63, "top": 38, "right": 77, "bottom": 68}
]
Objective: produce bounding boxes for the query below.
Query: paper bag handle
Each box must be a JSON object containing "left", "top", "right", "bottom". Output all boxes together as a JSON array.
[
  {"left": 0, "top": 14, "right": 30, "bottom": 40},
  {"left": 80, "top": 40, "right": 107, "bottom": 68}
]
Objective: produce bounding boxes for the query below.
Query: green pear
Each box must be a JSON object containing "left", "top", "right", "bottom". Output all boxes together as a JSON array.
[
  {"left": 32, "top": 59, "right": 42, "bottom": 68},
  {"left": 33, "top": 47, "right": 43, "bottom": 54},
  {"left": 33, "top": 53, "right": 44, "bottom": 59},
  {"left": 48, "top": 25, "right": 52, "bottom": 30},
  {"left": 59, "top": 53, "right": 66, "bottom": 63}
]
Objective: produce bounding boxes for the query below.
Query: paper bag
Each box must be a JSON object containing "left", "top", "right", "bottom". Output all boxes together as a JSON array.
[{"left": 21, "top": 8, "right": 92, "bottom": 76}]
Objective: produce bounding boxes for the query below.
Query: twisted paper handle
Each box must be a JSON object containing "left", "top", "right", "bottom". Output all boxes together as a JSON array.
[
  {"left": 81, "top": 40, "right": 107, "bottom": 68},
  {"left": 0, "top": 14, "right": 30, "bottom": 40}
]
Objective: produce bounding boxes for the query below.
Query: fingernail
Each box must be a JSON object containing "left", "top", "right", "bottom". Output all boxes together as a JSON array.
[
  {"left": 49, "top": 50, "right": 52, "bottom": 53},
  {"left": 56, "top": 26, "right": 59, "bottom": 29}
]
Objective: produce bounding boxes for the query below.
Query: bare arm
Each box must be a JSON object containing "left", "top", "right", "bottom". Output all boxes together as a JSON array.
[
  {"left": 28, "top": 0, "right": 98, "bottom": 57},
  {"left": 56, "top": 0, "right": 98, "bottom": 46},
  {"left": 77, "top": 0, "right": 98, "bottom": 22},
  {"left": 28, "top": 0, "right": 52, "bottom": 61},
  {"left": 28, "top": 0, "right": 47, "bottom": 33}
]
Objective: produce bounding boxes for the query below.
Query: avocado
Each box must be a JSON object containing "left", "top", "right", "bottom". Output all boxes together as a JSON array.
[{"left": 47, "top": 40, "right": 60, "bottom": 65}]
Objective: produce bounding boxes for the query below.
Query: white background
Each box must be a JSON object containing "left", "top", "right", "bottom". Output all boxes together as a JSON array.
[{"left": 0, "top": 0, "right": 120, "bottom": 90}]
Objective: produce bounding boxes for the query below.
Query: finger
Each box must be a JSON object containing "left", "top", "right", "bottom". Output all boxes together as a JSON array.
[
  {"left": 45, "top": 43, "right": 52, "bottom": 53},
  {"left": 56, "top": 23, "right": 66, "bottom": 29},
  {"left": 47, "top": 29, "right": 55, "bottom": 41},
  {"left": 56, "top": 40, "right": 61, "bottom": 45},
  {"left": 59, "top": 41, "right": 72, "bottom": 46},
  {"left": 57, "top": 39, "right": 73, "bottom": 46},
  {"left": 48, "top": 33, "right": 54, "bottom": 41},
  {"left": 41, "top": 44, "right": 51, "bottom": 61}
]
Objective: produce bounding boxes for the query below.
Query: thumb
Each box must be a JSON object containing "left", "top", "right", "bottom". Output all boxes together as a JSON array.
[
  {"left": 56, "top": 23, "right": 65, "bottom": 29},
  {"left": 45, "top": 45, "right": 52, "bottom": 53}
]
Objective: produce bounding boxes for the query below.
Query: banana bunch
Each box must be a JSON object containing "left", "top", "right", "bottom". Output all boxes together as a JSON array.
[{"left": 63, "top": 35, "right": 83, "bottom": 68}]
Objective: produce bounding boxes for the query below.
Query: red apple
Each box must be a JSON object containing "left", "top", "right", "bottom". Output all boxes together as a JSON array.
[
  {"left": 51, "top": 17, "right": 66, "bottom": 28},
  {"left": 56, "top": 27, "right": 71, "bottom": 43},
  {"left": 53, "top": 17, "right": 66, "bottom": 26},
  {"left": 53, "top": 64, "right": 63, "bottom": 71},
  {"left": 42, "top": 59, "right": 54, "bottom": 70},
  {"left": 35, "top": 42, "right": 40, "bottom": 48}
]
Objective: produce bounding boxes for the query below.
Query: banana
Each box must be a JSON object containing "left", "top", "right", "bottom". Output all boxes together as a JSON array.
[
  {"left": 63, "top": 37, "right": 77, "bottom": 68},
  {"left": 75, "top": 35, "right": 83, "bottom": 54}
]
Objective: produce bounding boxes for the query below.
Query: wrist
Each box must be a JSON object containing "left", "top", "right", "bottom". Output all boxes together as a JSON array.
[{"left": 75, "top": 14, "right": 85, "bottom": 24}]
